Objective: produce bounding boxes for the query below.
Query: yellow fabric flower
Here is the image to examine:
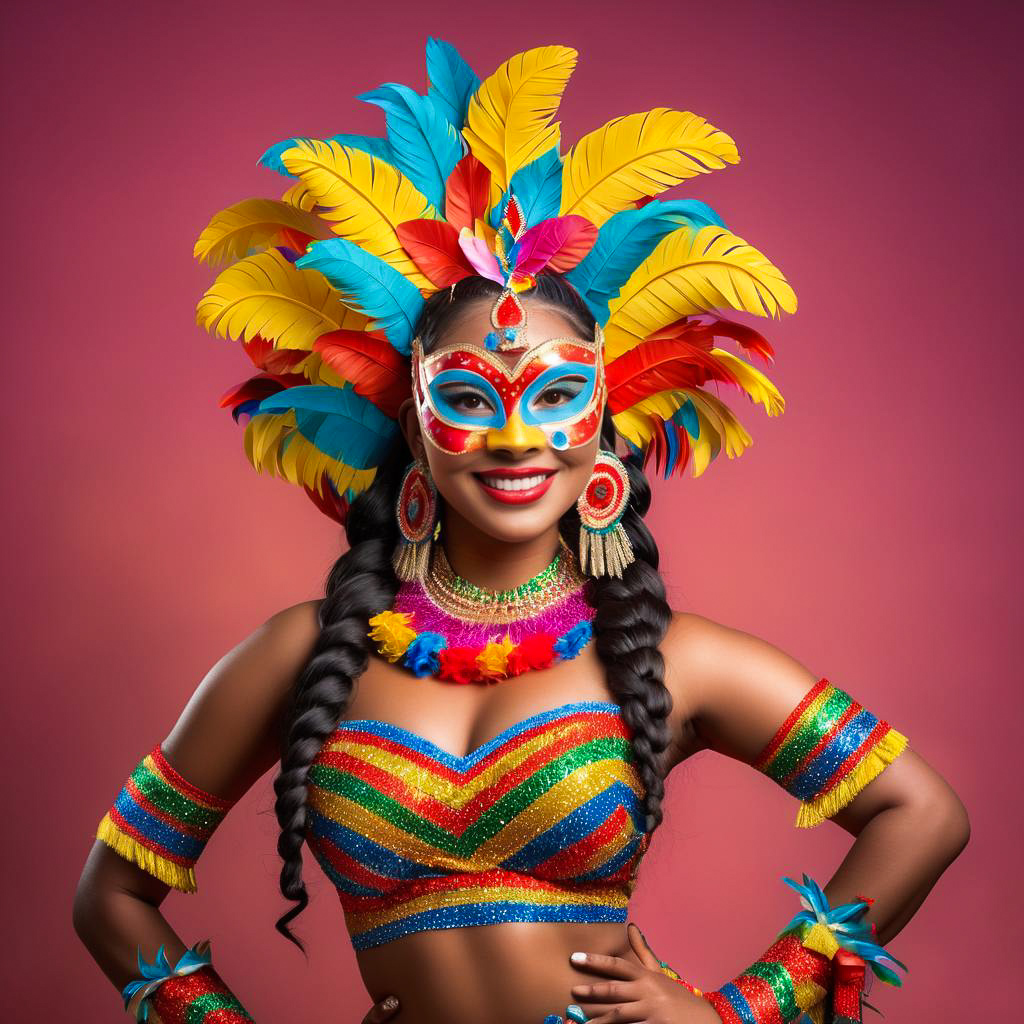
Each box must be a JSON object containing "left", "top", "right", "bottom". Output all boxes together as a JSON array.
[
  {"left": 368, "top": 611, "right": 416, "bottom": 663},
  {"left": 476, "top": 635, "right": 516, "bottom": 680}
]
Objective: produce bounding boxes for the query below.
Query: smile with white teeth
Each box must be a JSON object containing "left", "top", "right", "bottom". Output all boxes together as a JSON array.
[{"left": 480, "top": 474, "right": 550, "bottom": 491}]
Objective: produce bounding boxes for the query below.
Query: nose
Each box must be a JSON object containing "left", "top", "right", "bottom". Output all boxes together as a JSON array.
[{"left": 485, "top": 410, "right": 547, "bottom": 455}]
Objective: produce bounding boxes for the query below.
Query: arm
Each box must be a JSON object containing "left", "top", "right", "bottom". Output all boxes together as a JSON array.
[
  {"left": 664, "top": 611, "right": 970, "bottom": 1020},
  {"left": 73, "top": 600, "right": 323, "bottom": 1021}
]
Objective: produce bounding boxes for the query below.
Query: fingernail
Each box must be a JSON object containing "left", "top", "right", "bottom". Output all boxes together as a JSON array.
[
  {"left": 382, "top": 996, "right": 399, "bottom": 1011},
  {"left": 567, "top": 1005, "right": 589, "bottom": 1023},
  {"left": 543, "top": 1016, "right": 563, "bottom": 1024},
  {"left": 570, "top": 951, "right": 587, "bottom": 963}
]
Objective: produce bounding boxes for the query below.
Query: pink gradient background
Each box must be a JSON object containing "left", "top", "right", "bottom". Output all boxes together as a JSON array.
[{"left": 4, "top": 0, "right": 1018, "bottom": 1018}]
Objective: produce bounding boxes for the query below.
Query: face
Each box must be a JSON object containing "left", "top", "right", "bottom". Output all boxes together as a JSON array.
[{"left": 401, "top": 299, "right": 605, "bottom": 545}]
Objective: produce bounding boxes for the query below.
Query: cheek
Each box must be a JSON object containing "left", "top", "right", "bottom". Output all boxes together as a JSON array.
[
  {"left": 420, "top": 407, "right": 486, "bottom": 455},
  {"left": 553, "top": 406, "right": 602, "bottom": 450}
]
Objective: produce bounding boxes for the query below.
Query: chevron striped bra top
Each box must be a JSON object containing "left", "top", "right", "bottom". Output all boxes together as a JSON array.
[{"left": 305, "top": 700, "right": 650, "bottom": 950}]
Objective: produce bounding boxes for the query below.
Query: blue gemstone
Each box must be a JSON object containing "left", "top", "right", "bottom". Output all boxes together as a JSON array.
[
  {"left": 484, "top": 331, "right": 500, "bottom": 350},
  {"left": 408, "top": 499, "right": 419, "bottom": 520},
  {"left": 504, "top": 327, "right": 517, "bottom": 340},
  {"left": 551, "top": 430, "right": 568, "bottom": 450}
]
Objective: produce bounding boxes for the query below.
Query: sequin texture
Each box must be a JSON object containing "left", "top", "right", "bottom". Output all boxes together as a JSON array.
[
  {"left": 148, "top": 965, "right": 254, "bottom": 1023},
  {"left": 304, "top": 701, "right": 650, "bottom": 951}
]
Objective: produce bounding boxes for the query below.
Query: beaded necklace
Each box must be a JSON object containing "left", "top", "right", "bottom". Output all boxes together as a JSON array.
[{"left": 368, "top": 545, "right": 595, "bottom": 684}]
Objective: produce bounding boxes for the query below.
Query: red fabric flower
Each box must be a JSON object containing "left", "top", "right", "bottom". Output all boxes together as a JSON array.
[
  {"left": 505, "top": 634, "right": 556, "bottom": 676},
  {"left": 438, "top": 647, "right": 482, "bottom": 685}
]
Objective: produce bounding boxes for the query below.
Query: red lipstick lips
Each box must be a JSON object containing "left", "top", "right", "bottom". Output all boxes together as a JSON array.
[{"left": 473, "top": 467, "right": 557, "bottom": 506}]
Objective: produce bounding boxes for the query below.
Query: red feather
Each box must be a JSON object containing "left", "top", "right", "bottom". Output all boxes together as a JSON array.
[
  {"left": 304, "top": 475, "right": 350, "bottom": 525},
  {"left": 313, "top": 330, "right": 411, "bottom": 418},
  {"left": 275, "top": 227, "right": 315, "bottom": 257},
  {"left": 651, "top": 314, "right": 776, "bottom": 365},
  {"left": 546, "top": 217, "right": 598, "bottom": 273},
  {"left": 444, "top": 153, "right": 491, "bottom": 233},
  {"left": 513, "top": 216, "right": 597, "bottom": 276},
  {"left": 240, "top": 334, "right": 309, "bottom": 373},
  {"left": 605, "top": 337, "right": 741, "bottom": 413},
  {"left": 396, "top": 219, "right": 474, "bottom": 288},
  {"left": 218, "top": 371, "right": 306, "bottom": 418}
]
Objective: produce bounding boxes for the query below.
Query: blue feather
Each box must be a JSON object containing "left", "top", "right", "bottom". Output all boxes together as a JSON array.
[
  {"left": 296, "top": 237, "right": 423, "bottom": 354},
  {"left": 257, "top": 384, "right": 399, "bottom": 468},
  {"left": 425, "top": 37, "right": 480, "bottom": 131},
  {"left": 508, "top": 148, "right": 563, "bottom": 229},
  {"left": 259, "top": 133, "right": 392, "bottom": 177},
  {"left": 358, "top": 83, "right": 461, "bottom": 210},
  {"left": 567, "top": 199, "right": 728, "bottom": 323}
]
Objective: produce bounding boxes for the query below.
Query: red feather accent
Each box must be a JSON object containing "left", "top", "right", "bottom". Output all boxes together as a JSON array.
[
  {"left": 605, "top": 337, "right": 741, "bottom": 413},
  {"left": 438, "top": 647, "right": 483, "bottom": 685},
  {"left": 396, "top": 219, "right": 474, "bottom": 288},
  {"left": 241, "top": 335, "right": 309, "bottom": 373},
  {"left": 218, "top": 371, "right": 306, "bottom": 417},
  {"left": 304, "top": 475, "right": 350, "bottom": 525},
  {"left": 274, "top": 227, "right": 315, "bottom": 258},
  {"left": 664, "top": 313, "right": 776, "bottom": 365},
  {"left": 313, "top": 330, "right": 411, "bottom": 418},
  {"left": 506, "top": 634, "right": 556, "bottom": 676},
  {"left": 513, "top": 216, "right": 598, "bottom": 276},
  {"left": 444, "top": 154, "right": 491, "bottom": 233}
]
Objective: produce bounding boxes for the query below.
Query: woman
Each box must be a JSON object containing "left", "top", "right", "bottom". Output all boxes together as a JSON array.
[{"left": 73, "top": 40, "right": 969, "bottom": 1024}]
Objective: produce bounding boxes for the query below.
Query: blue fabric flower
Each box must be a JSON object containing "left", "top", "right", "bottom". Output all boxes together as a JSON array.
[
  {"left": 553, "top": 621, "right": 593, "bottom": 661},
  {"left": 404, "top": 631, "right": 447, "bottom": 677}
]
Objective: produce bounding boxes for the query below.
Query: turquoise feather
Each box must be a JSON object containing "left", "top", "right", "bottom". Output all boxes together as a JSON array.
[
  {"left": 509, "top": 148, "right": 563, "bottom": 229},
  {"left": 567, "top": 199, "right": 728, "bottom": 323},
  {"left": 358, "top": 83, "right": 461, "bottom": 210},
  {"left": 425, "top": 37, "right": 480, "bottom": 131},
  {"left": 296, "top": 237, "right": 423, "bottom": 354},
  {"left": 257, "top": 384, "right": 398, "bottom": 468},
  {"left": 259, "top": 133, "right": 392, "bottom": 177}
]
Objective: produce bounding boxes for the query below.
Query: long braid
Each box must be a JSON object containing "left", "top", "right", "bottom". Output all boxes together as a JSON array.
[
  {"left": 272, "top": 445, "right": 407, "bottom": 949},
  {"left": 570, "top": 418, "right": 675, "bottom": 836}
]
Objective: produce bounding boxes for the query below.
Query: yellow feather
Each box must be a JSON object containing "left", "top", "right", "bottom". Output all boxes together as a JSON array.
[
  {"left": 709, "top": 348, "right": 786, "bottom": 416},
  {"left": 196, "top": 249, "right": 369, "bottom": 351},
  {"left": 281, "top": 181, "right": 318, "bottom": 212},
  {"left": 244, "top": 410, "right": 377, "bottom": 497},
  {"left": 193, "top": 198, "right": 328, "bottom": 268},
  {"left": 280, "top": 139, "right": 437, "bottom": 290},
  {"left": 605, "top": 225, "right": 798, "bottom": 361},
  {"left": 463, "top": 45, "right": 578, "bottom": 205},
  {"left": 560, "top": 108, "right": 739, "bottom": 226}
]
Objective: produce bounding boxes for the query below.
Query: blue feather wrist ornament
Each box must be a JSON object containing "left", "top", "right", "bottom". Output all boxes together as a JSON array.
[{"left": 121, "top": 940, "right": 214, "bottom": 1021}]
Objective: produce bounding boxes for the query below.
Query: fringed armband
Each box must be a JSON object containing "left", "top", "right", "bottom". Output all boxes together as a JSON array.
[
  {"left": 96, "top": 744, "right": 236, "bottom": 892},
  {"left": 753, "top": 678, "right": 909, "bottom": 827}
]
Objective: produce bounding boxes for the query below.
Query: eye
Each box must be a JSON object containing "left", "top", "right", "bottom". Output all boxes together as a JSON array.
[
  {"left": 439, "top": 385, "right": 496, "bottom": 417},
  {"left": 533, "top": 376, "right": 587, "bottom": 408}
]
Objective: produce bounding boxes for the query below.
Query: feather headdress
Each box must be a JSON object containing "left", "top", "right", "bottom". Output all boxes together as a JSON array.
[{"left": 195, "top": 39, "right": 794, "bottom": 523}]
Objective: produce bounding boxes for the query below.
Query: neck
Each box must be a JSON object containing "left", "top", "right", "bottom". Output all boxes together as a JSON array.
[{"left": 439, "top": 509, "right": 562, "bottom": 592}]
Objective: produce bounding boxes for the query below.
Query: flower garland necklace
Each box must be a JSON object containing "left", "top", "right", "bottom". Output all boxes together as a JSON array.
[{"left": 368, "top": 544, "right": 595, "bottom": 684}]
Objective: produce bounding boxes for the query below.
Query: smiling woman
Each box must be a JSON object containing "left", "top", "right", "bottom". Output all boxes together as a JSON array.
[{"left": 73, "top": 37, "right": 968, "bottom": 1024}]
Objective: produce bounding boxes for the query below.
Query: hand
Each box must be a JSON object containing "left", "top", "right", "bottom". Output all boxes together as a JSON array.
[
  {"left": 360, "top": 994, "right": 400, "bottom": 1023},
  {"left": 556, "top": 923, "right": 720, "bottom": 1023}
]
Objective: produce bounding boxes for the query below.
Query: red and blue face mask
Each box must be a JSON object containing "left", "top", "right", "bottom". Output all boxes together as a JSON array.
[{"left": 412, "top": 334, "right": 606, "bottom": 455}]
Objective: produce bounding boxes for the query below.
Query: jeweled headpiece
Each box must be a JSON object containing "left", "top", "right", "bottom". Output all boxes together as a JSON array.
[{"left": 195, "top": 40, "right": 792, "bottom": 524}]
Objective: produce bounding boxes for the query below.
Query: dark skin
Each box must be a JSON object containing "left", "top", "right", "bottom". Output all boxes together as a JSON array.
[{"left": 73, "top": 296, "right": 970, "bottom": 1023}]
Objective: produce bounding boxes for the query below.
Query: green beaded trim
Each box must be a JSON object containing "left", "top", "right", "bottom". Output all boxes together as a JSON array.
[{"left": 442, "top": 551, "right": 563, "bottom": 604}]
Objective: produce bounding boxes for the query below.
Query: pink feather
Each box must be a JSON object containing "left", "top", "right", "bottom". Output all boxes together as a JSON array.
[
  {"left": 512, "top": 216, "right": 598, "bottom": 276},
  {"left": 458, "top": 231, "right": 505, "bottom": 284}
]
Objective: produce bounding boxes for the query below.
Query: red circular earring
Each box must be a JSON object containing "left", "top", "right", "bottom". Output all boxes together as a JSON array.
[
  {"left": 393, "top": 462, "right": 438, "bottom": 581},
  {"left": 577, "top": 451, "right": 635, "bottom": 578}
]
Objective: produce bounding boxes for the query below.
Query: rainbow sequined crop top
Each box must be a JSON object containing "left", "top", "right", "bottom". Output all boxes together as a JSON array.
[{"left": 304, "top": 700, "right": 649, "bottom": 950}]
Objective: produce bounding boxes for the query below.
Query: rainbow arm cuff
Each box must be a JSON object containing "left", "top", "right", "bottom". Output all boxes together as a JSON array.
[
  {"left": 144, "top": 963, "right": 253, "bottom": 1023},
  {"left": 96, "top": 744, "right": 236, "bottom": 892},
  {"left": 754, "top": 678, "right": 909, "bottom": 827}
]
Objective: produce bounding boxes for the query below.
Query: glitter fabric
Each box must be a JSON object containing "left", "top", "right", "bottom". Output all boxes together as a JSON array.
[
  {"left": 95, "top": 745, "right": 235, "bottom": 893},
  {"left": 753, "top": 678, "right": 909, "bottom": 828},
  {"left": 303, "top": 701, "right": 649, "bottom": 951},
  {"left": 147, "top": 965, "right": 253, "bottom": 1023}
]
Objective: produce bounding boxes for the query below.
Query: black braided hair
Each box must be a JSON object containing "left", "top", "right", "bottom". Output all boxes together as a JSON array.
[{"left": 272, "top": 273, "right": 675, "bottom": 947}]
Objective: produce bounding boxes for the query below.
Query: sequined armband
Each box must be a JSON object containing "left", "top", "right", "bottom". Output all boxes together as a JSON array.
[
  {"left": 754, "top": 678, "right": 909, "bottom": 828},
  {"left": 96, "top": 744, "right": 236, "bottom": 892}
]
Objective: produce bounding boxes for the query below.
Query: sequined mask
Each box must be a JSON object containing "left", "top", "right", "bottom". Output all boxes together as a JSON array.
[{"left": 412, "top": 329, "right": 606, "bottom": 455}]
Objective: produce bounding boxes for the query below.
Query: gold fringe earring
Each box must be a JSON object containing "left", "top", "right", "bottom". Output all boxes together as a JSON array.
[
  {"left": 393, "top": 462, "right": 439, "bottom": 582},
  {"left": 577, "top": 451, "right": 635, "bottom": 578}
]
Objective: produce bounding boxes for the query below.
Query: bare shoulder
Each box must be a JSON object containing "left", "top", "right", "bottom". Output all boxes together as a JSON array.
[
  {"left": 160, "top": 598, "right": 325, "bottom": 800},
  {"left": 660, "top": 609, "right": 820, "bottom": 765}
]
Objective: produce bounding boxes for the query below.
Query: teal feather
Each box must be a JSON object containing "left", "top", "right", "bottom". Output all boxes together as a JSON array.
[
  {"left": 567, "top": 199, "right": 728, "bottom": 323},
  {"left": 259, "top": 133, "right": 392, "bottom": 177},
  {"left": 425, "top": 37, "right": 480, "bottom": 131},
  {"left": 257, "top": 383, "right": 398, "bottom": 468},
  {"left": 296, "top": 237, "right": 423, "bottom": 354},
  {"left": 359, "top": 83, "right": 461, "bottom": 210},
  {"left": 508, "top": 148, "right": 563, "bottom": 229}
]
